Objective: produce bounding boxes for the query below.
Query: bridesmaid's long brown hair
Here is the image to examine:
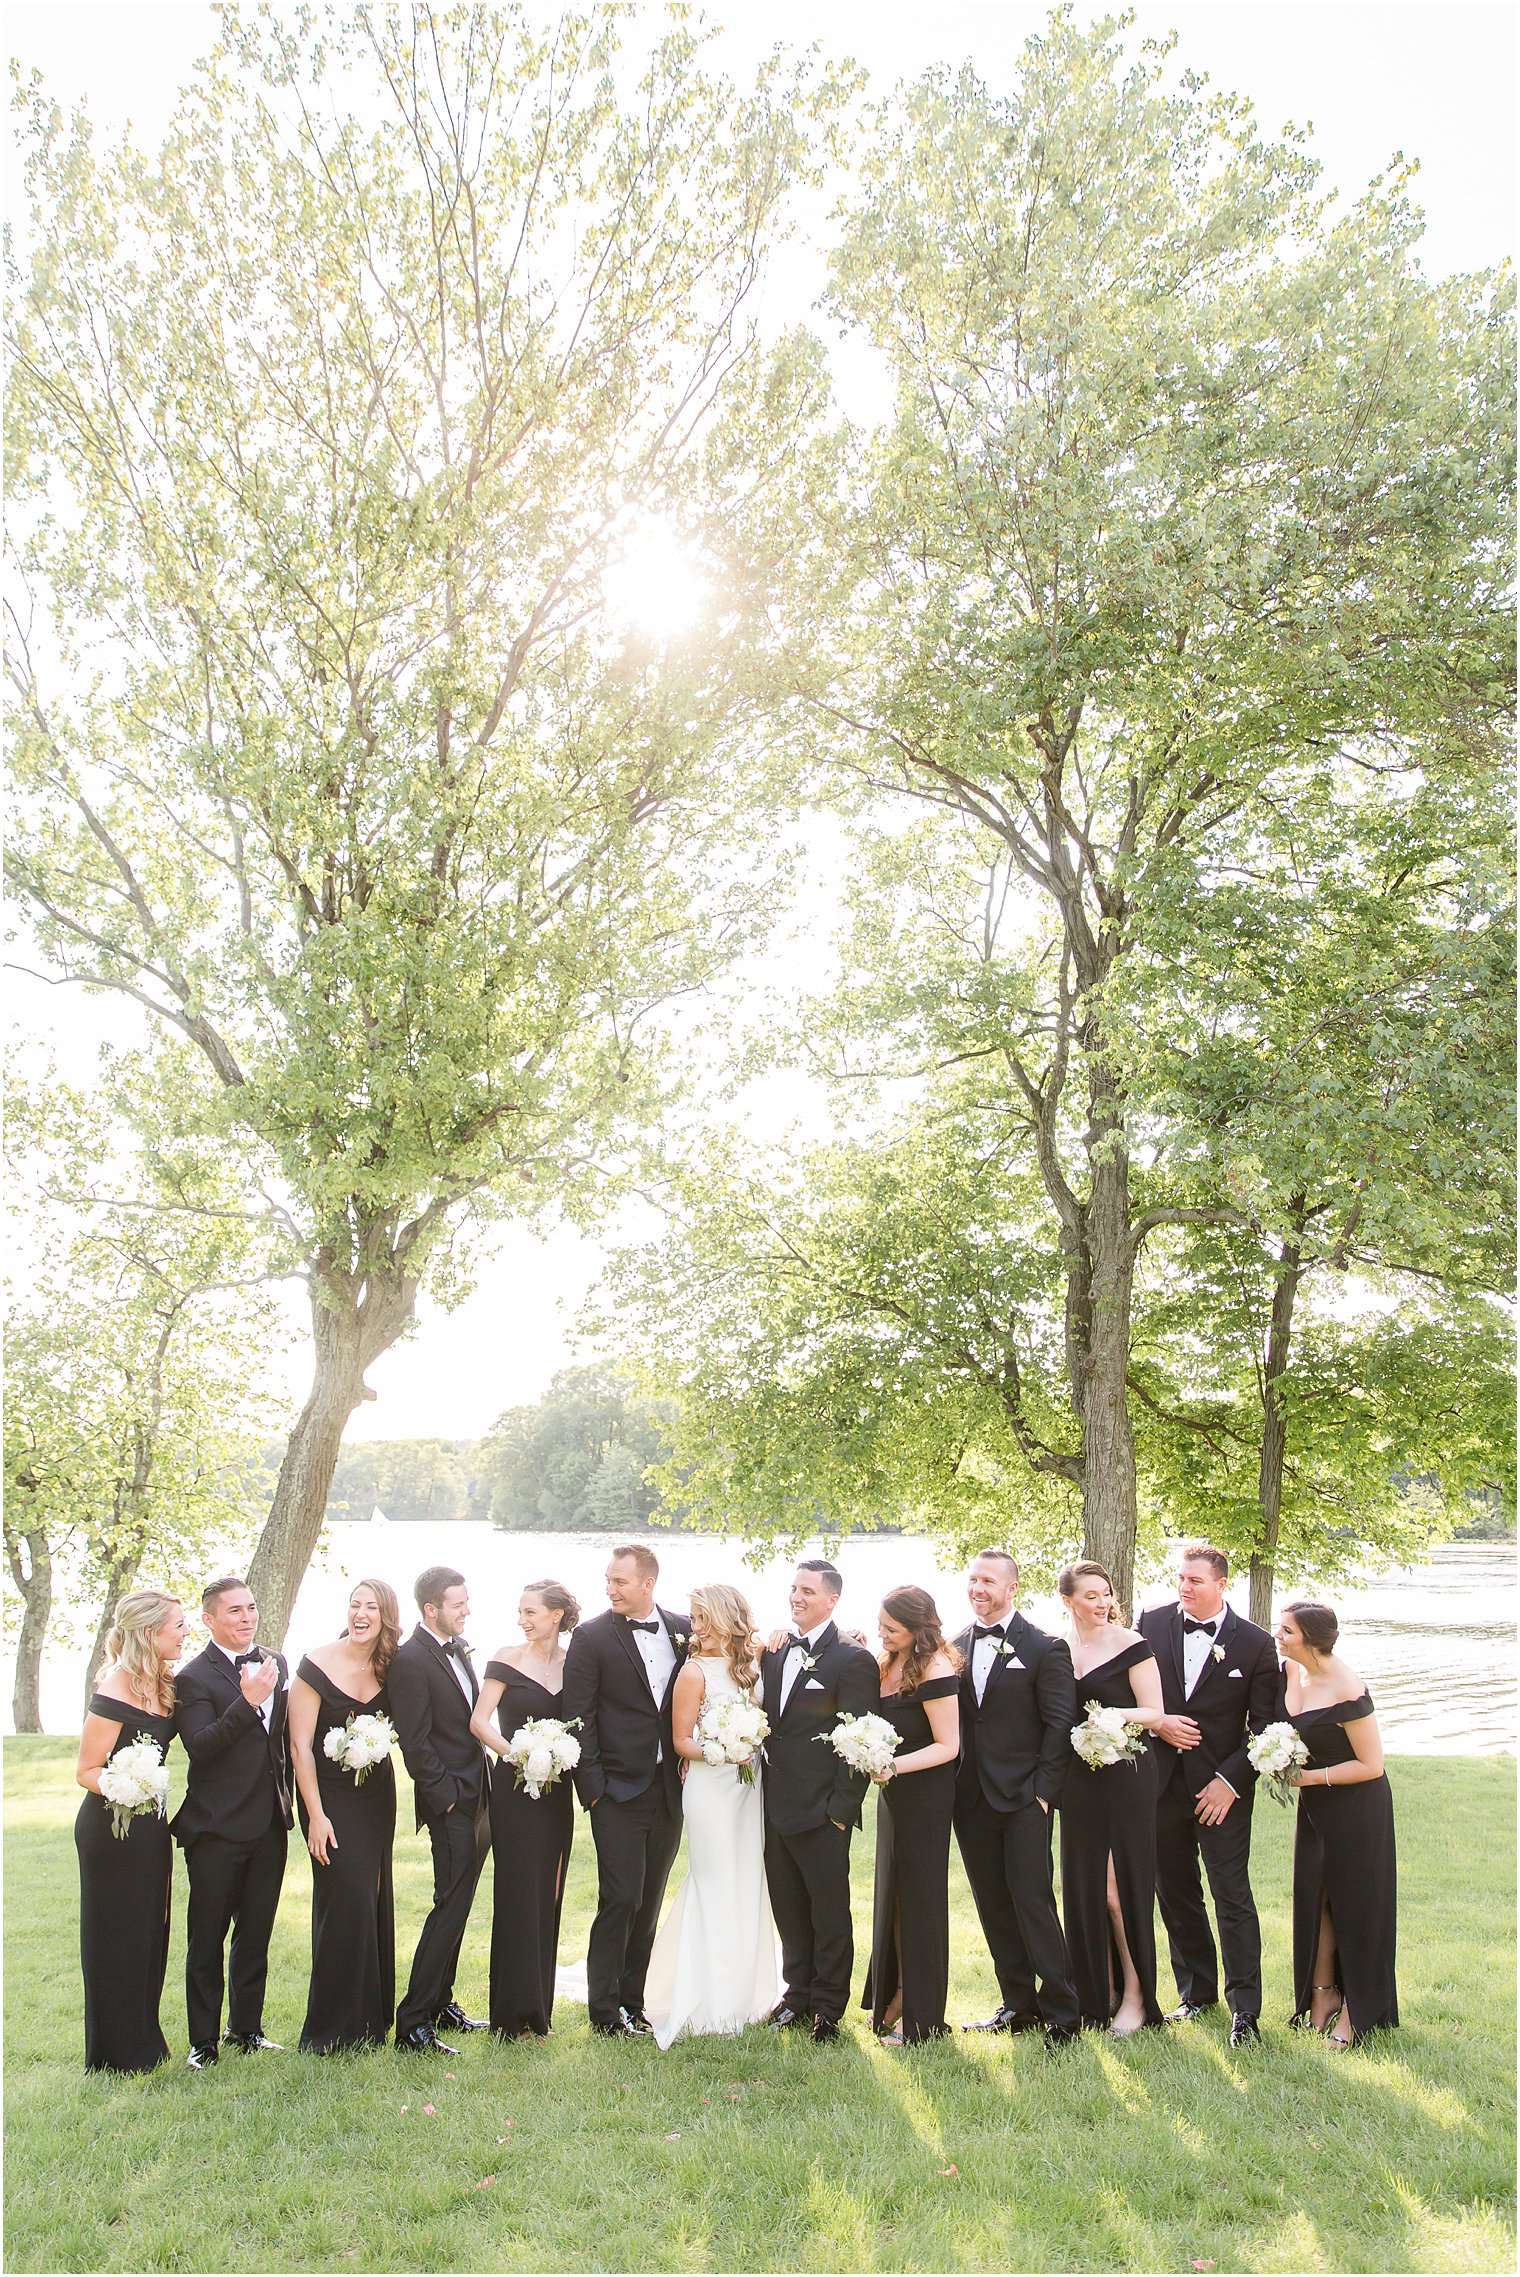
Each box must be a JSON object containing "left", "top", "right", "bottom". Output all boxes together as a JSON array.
[{"left": 879, "top": 1586, "right": 963, "bottom": 1695}]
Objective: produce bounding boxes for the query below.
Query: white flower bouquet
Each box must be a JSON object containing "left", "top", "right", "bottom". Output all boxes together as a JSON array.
[
  {"left": 696, "top": 1695, "right": 770, "bottom": 1785},
  {"left": 818, "top": 1711, "right": 901, "bottom": 1780},
  {"left": 97, "top": 1736, "right": 171, "bottom": 1840},
  {"left": 1247, "top": 1721, "right": 1309, "bottom": 1806},
  {"left": 1070, "top": 1702, "right": 1147, "bottom": 1770},
  {"left": 322, "top": 1711, "right": 397, "bottom": 1785},
  {"left": 505, "top": 1715, "right": 581, "bottom": 1799}
]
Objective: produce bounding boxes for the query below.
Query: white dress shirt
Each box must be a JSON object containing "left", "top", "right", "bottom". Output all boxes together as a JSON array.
[
  {"left": 970, "top": 1616, "right": 1012, "bottom": 1707},
  {"left": 625, "top": 1611, "right": 677, "bottom": 1702},
  {"left": 214, "top": 1639, "right": 275, "bottom": 1729},
  {"left": 1181, "top": 1610, "right": 1225, "bottom": 1700},
  {"left": 778, "top": 1618, "right": 832, "bottom": 1713}
]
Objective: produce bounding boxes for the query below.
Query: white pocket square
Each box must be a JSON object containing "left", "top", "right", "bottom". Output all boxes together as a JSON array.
[
  {"left": 1227, "top": 1669, "right": 1243, "bottom": 1678},
  {"left": 804, "top": 1678, "right": 826, "bottom": 1690},
  {"left": 1004, "top": 1655, "right": 1025, "bottom": 1670}
]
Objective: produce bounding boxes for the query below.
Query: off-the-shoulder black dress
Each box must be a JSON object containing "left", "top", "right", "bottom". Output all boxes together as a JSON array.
[
  {"left": 485, "top": 1661, "right": 575, "bottom": 2037},
  {"left": 296, "top": 1657, "right": 397, "bottom": 2052},
  {"left": 75, "top": 1697, "right": 175, "bottom": 2072},
  {"left": 1058, "top": 1640, "right": 1163, "bottom": 2029},
  {"left": 1289, "top": 1691, "right": 1397, "bottom": 2038},
  {"left": 861, "top": 1675, "right": 959, "bottom": 2043}
]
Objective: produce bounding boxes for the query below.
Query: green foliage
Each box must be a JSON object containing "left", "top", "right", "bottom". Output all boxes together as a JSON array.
[
  {"left": 4, "top": 4, "right": 847, "bottom": 1632},
  {"left": 323, "top": 1439, "right": 480, "bottom": 1526},
  {"left": 477, "top": 1363, "right": 674, "bottom": 1533},
  {"left": 3, "top": 1058, "right": 287, "bottom": 1715}
]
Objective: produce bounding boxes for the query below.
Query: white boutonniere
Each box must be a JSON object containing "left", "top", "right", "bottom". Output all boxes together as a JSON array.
[
  {"left": 672, "top": 1632, "right": 688, "bottom": 1649},
  {"left": 1211, "top": 1644, "right": 1226, "bottom": 1663},
  {"left": 797, "top": 1651, "right": 818, "bottom": 1672},
  {"left": 996, "top": 1638, "right": 1018, "bottom": 1659}
]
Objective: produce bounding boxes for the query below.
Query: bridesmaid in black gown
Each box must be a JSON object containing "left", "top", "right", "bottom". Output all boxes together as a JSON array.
[
  {"left": 74, "top": 1589, "right": 187, "bottom": 2072},
  {"left": 860, "top": 1586, "right": 962, "bottom": 2045},
  {"left": 1277, "top": 1601, "right": 1397, "bottom": 2046},
  {"left": 1057, "top": 1561, "right": 1166, "bottom": 2034},
  {"left": 287, "top": 1578, "right": 401, "bottom": 2053},
  {"left": 470, "top": 1578, "right": 580, "bottom": 2039}
]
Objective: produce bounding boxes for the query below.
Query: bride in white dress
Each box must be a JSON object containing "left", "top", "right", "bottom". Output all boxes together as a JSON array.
[{"left": 645, "top": 1584, "right": 780, "bottom": 2047}]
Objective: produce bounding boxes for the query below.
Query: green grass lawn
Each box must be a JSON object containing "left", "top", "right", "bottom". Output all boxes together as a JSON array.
[{"left": 4, "top": 1741, "right": 1513, "bottom": 2276}]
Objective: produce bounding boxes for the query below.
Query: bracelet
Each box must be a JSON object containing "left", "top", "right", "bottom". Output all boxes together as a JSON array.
[{"left": 1323, "top": 1767, "right": 1331, "bottom": 1786}]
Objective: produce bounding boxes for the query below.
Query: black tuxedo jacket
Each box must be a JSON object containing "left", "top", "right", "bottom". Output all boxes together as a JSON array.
[
  {"left": 1137, "top": 1602, "right": 1283, "bottom": 1798},
  {"left": 389, "top": 1624, "right": 490, "bottom": 1829},
  {"left": 171, "top": 1643, "right": 293, "bottom": 1845},
  {"left": 758, "top": 1622, "right": 881, "bottom": 1835},
  {"left": 953, "top": 1610, "right": 1075, "bottom": 1815},
  {"left": 562, "top": 1606, "right": 689, "bottom": 1811}
]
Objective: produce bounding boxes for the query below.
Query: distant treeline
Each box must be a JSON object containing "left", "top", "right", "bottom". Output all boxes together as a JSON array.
[{"left": 246, "top": 1370, "right": 1514, "bottom": 1543}]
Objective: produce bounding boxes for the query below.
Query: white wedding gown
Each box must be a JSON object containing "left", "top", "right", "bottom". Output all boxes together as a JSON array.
[{"left": 644, "top": 1656, "right": 781, "bottom": 2048}]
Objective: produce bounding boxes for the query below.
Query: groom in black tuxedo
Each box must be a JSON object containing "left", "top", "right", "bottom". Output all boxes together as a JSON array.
[
  {"left": 951, "top": 1549, "right": 1081, "bottom": 2050},
  {"left": 563, "top": 1542, "right": 690, "bottom": 2037},
  {"left": 172, "top": 1575, "right": 293, "bottom": 2069},
  {"left": 1138, "top": 1540, "right": 1282, "bottom": 2047},
  {"left": 759, "top": 1559, "right": 880, "bottom": 2042},
  {"left": 389, "top": 1565, "right": 491, "bottom": 2054}
]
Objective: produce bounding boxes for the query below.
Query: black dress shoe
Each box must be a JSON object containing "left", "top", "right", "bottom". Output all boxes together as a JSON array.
[
  {"left": 811, "top": 2016, "right": 840, "bottom": 2043},
  {"left": 396, "top": 2025, "right": 458, "bottom": 2056},
  {"left": 1229, "top": 2013, "right": 1262, "bottom": 2047},
  {"left": 961, "top": 2006, "right": 1042, "bottom": 2035},
  {"left": 185, "top": 2042, "right": 219, "bottom": 2070},
  {"left": 224, "top": 2030, "right": 284, "bottom": 2053},
  {"left": 438, "top": 2002, "right": 487, "bottom": 2033},
  {"left": 1043, "top": 2024, "right": 1079, "bottom": 2053},
  {"left": 591, "top": 2017, "right": 642, "bottom": 2038},
  {"left": 620, "top": 2007, "right": 655, "bottom": 2035},
  {"left": 1166, "top": 2001, "right": 1215, "bottom": 2023},
  {"left": 767, "top": 2004, "right": 810, "bottom": 2031}
]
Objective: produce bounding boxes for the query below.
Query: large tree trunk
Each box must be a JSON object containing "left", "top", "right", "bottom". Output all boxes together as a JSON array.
[
  {"left": 7, "top": 1525, "right": 53, "bottom": 1733},
  {"left": 1077, "top": 1084, "right": 1139, "bottom": 1616},
  {"left": 1248, "top": 1210, "right": 1306, "bottom": 1628},
  {"left": 247, "top": 1259, "right": 418, "bottom": 1646}
]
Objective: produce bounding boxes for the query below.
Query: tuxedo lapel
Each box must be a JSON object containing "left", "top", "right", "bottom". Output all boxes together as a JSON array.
[
  {"left": 981, "top": 1612, "right": 1026, "bottom": 1702},
  {"left": 656, "top": 1606, "right": 687, "bottom": 1703},
  {"left": 610, "top": 1611, "right": 648, "bottom": 1685},
  {"left": 1161, "top": 1604, "right": 1186, "bottom": 1703}
]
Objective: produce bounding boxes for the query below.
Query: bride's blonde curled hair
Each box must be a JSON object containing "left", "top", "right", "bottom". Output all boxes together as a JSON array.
[
  {"left": 103, "top": 1589, "right": 182, "bottom": 1714},
  {"left": 689, "top": 1583, "right": 760, "bottom": 1694}
]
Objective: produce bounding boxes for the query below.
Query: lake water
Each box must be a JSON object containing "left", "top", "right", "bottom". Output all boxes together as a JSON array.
[{"left": 9, "top": 1524, "right": 1514, "bottom": 1753}]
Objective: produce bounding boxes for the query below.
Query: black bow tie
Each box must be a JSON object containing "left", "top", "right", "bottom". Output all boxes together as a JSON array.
[
  {"left": 627, "top": 1619, "right": 660, "bottom": 1635},
  {"left": 786, "top": 1632, "right": 810, "bottom": 1650},
  {"left": 233, "top": 1651, "right": 263, "bottom": 1669},
  {"left": 1183, "top": 1617, "right": 1219, "bottom": 1637},
  {"left": 440, "top": 1637, "right": 473, "bottom": 1658},
  {"left": 972, "top": 1625, "right": 1006, "bottom": 1642}
]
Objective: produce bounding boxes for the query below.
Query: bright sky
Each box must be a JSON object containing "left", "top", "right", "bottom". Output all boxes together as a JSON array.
[{"left": 7, "top": 2, "right": 1515, "bottom": 1441}]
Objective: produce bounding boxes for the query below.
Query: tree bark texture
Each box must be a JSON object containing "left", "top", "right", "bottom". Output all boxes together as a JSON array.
[
  {"left": 247, "top": 1257, "right": 418, "bottom": 1646},
  {"left": 8, "top": 1527, "right": 53, "bottom": 1734},
  {"left": 1248, "top": 1216, "right": 1306, "bottom": 1629}
]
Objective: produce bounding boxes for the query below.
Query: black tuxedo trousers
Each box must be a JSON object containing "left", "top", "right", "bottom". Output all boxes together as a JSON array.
[
  {"left": 395, "top": 1785, "right": 489, "bottom": 2038},
  {"left": 585, "top": 1785, "right": 683, "bottom": 2028},
  {"left": 953, "top": 1792, "right": 1079, "bottom": 2032},
  {"left": 183, "top": 1803, "right": 288, "bottom": 2045},
  {"left": 1153, "top": 1771, "right": 1261, "bottom": 2016}
]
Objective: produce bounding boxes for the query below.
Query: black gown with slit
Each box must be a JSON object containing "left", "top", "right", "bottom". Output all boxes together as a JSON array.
[
  {"left": 485, "top": 1661, "right": 575, "bottom": 2037},
  {"left": 76, "top": 1697, "right": 175, "bottom": 2073},
  {"left": 296, "top": 1658, "right": 397, "bottom": 2052},
  {"left": 1057, "top": 1640, "right": 1163, "bottom": 2030},
  {"left": 861, "top": 1674, "right": 958, "bottom": 2042},
  {"left": 1290, "top": 1691, "right": 1398, "bottom": 2039}
]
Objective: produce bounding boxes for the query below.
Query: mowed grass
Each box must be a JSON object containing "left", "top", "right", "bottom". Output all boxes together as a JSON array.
[{"left": 3, "top": 1740, "right": 1513, "bottom": 2276}]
